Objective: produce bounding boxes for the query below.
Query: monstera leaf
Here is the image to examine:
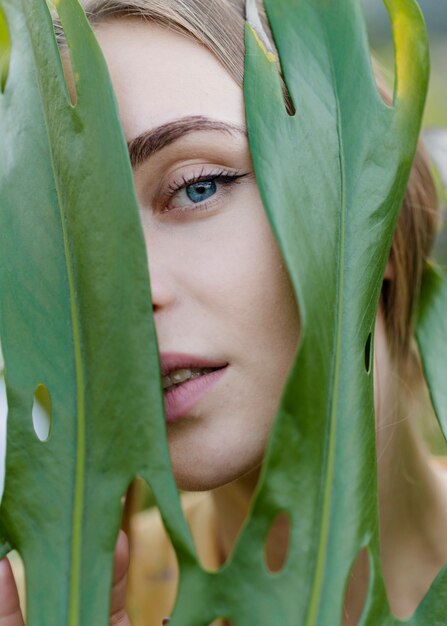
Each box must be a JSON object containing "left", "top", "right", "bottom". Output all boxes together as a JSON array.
[
  {"left": 1, "top": 0, "right": 445, "bottom": 625},
  {"left": 0, "top": 0, "right": 194, "bottom": 624},
  {"left": 238, "top": 0, "right": 431, "bottom": 625}
]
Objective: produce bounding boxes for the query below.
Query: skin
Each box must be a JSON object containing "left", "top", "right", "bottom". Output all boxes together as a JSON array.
[{"left": 2, "top": 17, "right": 447, "bottom": 626}]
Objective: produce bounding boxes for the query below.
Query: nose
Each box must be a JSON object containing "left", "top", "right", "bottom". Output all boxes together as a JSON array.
[
  {"left": 150, "top": 274, "right": 175, "bottom": 313},
  {"left": 147, "top": 251, "right": 177, "bottom": 314},
  {"left": 139, "top": 211, "right": 178, "bottom": 314}
]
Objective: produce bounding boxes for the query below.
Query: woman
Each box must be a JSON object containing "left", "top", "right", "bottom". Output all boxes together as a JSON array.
[{"left": 0, "top": 1, "right": 443, "bottom": 624}]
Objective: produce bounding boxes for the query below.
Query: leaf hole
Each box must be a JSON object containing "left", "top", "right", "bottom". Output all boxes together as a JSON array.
[
  {"left": 32, "top": 384, "right": 52, "bottom": 442},
  {"left": 264, "top": 512, "right": 290, "bottom": 574},
  {"left": 364, "top": 332, "right": 372, "bottom": 374},
  {"left": 121, "top": 477, "right": 156, "bottom": 537},
  {"left": 280, "top": 75, "right": 296, "bottom": 117},
  {"left": 0, "top": 5, "right": 11, "bottom": 94},
  {"left": 342, "top": 548, "right": 370, "bottom": 626}
]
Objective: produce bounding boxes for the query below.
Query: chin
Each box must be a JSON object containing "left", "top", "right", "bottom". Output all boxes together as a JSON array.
[
  {"left": 173, "top": 464, "right": 237, "bottom": 492},
  {"left": 167, "top": 420, "right": 267, "bottom": 491},
  {"left": 171, "top": 448, "right": 264, "bottom": 492}
]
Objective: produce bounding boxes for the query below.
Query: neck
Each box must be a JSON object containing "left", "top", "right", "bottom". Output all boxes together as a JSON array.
[{"left": 212, "top": 468, "right": 257, "bottom": 563}]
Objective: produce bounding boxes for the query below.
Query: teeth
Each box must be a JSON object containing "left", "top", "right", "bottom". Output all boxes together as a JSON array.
[
  {"left": 171, "top": 368, "right": 192, "bottom": 384},
  {"left": 162, "top": 367, "right": 215, "bottom": 391},
  {"left": 162, "top": 375, "right": 173, "bottom": 390}
]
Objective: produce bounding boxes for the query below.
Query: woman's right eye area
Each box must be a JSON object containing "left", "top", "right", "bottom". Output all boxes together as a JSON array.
[{"left": 161, "top": 169, "right": 250, "bottom": 215}]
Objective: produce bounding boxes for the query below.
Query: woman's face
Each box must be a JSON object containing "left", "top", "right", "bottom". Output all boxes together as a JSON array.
[{"left": 93, "top": 18, "right": 300, "bottom": 490}]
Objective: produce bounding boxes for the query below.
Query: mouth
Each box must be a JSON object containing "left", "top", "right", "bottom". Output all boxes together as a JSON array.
[
  {"left": 162, "top": 366, "right": 222, "bottom": 392},
  {"left": 162, "top": 364, "right": 228, "bottom": 423}
]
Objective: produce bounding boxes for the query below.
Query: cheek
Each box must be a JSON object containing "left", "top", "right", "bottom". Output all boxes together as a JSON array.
[
  {"left": 175, "top": 190, "right": 301, "bottom": 405},
  {"left": 162, "top": 190, "right": 300, "bottom": 490},
  {"left": 220, "top": 199, "right": 300, "bottom": 368},
  {"left": 184, "top": 189, "right": 300, "bottom": 345},
  {"left": 189, "top": 192, "right": 300, "bottom": 431}
]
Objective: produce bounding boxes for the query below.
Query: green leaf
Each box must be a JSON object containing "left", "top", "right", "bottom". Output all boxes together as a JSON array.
[
  {"left": 0, "top": 0, "right": 195, "bottom": 623},
  {"left": 229, "top": 0, "right": 429, "bottom": 624}
]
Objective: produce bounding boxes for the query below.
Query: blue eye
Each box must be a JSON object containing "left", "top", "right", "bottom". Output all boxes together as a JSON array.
[
  {"left": 186, "top": 180, "right": 217, "bottom": 204},
  {"left": 163, "top": 171, "right": 250, "bottom": 214}
]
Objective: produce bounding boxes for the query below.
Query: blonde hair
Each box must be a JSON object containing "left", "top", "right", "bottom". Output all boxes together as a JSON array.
[{"left": 61, "top": 0, "right": 438, "bottom": 361}]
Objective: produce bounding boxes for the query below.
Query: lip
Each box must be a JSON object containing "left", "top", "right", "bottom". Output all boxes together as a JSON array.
[
  {"left": 159, "top": 352, "right": 228, "bottom": 377},
  {"left": 160, "top": 352, "right": 228, "bottom": 423}
]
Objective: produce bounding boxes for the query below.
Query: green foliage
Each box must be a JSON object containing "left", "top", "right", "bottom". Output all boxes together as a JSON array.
[
  {"left": 0, "top": 0, "right": 191, "bottom": 624},
  {"left": 1, "top": 0, "right": 445, "bottom": 624},
  {"left": 242, "top": 1, "right": 432, "bottom": 624}
]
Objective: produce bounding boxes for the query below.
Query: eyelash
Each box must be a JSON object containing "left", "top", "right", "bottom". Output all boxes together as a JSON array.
[{"left": 161, "top": 167, "right": 248, "bottom": 214}]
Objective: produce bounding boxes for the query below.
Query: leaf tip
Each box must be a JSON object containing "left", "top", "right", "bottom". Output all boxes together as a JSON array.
[{"left": 245, "top": 0, "right": 276, "bottom": 63}]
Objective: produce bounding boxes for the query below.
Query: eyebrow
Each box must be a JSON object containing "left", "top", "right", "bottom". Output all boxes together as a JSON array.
[{"left": 127, "top": 115, "right": 247, "bottom": 168}]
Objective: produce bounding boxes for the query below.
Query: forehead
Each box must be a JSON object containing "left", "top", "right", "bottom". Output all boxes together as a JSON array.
[{"left": 93, "top": 18, "right": 245, "bottom": 141}]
